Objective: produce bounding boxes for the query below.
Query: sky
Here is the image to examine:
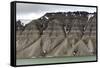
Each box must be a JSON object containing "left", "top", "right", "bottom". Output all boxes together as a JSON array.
[{"left": 16, "top": 3, "right": 96, "bottom": 24}]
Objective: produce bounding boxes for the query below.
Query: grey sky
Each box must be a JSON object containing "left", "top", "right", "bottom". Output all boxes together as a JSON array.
[{"left": 16, "top": 3, "right": 96, "bottom": 24}]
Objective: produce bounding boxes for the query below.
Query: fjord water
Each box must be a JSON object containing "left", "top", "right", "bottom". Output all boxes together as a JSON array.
[{"left": 17, "top": 55, "right": 96, "bottom": 65}]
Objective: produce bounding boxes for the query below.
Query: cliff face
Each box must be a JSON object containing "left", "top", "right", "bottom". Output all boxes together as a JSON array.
[{"left": 16, "top": 12, "right": 97, "bottom": 59}]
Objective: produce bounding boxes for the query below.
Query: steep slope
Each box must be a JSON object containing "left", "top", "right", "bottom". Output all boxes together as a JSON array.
[{"left": 16, "top": 12, "right": 97, "bottom": 59}]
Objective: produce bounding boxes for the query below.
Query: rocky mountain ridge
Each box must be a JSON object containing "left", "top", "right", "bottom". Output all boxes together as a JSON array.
[{"left": 16, "top": 11, "right": 97, "bottom": 59}]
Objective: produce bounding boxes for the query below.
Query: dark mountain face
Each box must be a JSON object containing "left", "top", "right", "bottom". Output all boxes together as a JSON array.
[
  {"left": 16, "top": 12, "right": 97, "bottom": 58},
  {"left": 16, "top": 20, "right": 24, "bottom": 30}
]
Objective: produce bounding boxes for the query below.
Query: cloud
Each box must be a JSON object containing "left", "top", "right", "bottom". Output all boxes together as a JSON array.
[{"left": 16, "top": 3, "right": 96, "bottom": 23}]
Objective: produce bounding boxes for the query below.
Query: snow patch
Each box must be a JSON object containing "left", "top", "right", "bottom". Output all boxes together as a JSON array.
[
  {"left": 88, "top": 14, "right": 94, "bottom": 20},
  {"left": 44, "top": 16, "right": 49, "bottom": 20}
]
